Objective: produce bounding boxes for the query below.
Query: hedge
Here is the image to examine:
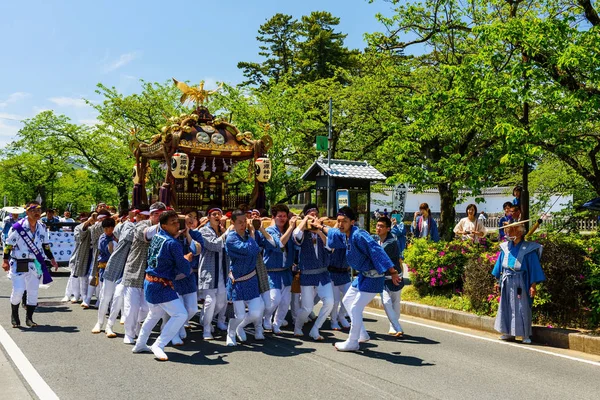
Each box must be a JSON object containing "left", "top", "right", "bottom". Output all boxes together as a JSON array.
[{"left": 404, "top": 235, "right": 600, "bottom": 329}]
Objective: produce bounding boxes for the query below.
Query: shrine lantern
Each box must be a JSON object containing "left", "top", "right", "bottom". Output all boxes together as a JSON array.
[
  {"left": 255, "top": 157, "right": 271, "bottom": 182},
  {"left": 171, "top": 153, "right": 189, "bottom": 178}
]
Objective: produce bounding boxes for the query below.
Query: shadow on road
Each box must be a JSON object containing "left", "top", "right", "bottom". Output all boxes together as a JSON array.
[
  {"left": 370, "top": 332, "right": 440, "bottom": 346},
  {"left": 359, "top": 343, "right": 436, "bottom": 366},
  {"left": 16, "top": 325, "right": 79, "bottom": 334}
]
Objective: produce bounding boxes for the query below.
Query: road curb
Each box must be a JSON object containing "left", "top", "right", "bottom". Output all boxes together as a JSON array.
[{"left": 368, "top": 296, "right": 600, "bottom": 356}]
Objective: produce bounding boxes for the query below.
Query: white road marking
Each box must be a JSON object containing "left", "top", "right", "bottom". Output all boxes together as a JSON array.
[
  {"left": 0, "top": 324, "right": 59, "bottom": 399},
  {"left": 364, "top": 310, "right": 600, "bottom": 367}
]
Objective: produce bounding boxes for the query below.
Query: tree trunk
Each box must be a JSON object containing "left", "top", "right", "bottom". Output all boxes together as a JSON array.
[
  {"left": 438, "top": 183, "right": 456, "bottom": 241},
  {"left": 117, "top": 179, "right": 129, "bottom": 214}
]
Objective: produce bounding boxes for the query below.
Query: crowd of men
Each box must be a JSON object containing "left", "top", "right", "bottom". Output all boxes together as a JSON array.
[{"left": 2, "top": 193, "right": 545, "bottom": 360}]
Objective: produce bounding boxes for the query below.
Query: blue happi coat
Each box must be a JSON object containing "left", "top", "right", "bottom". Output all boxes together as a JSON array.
[
  {"left": 173, "top": 230, "right": 204, "bottom": 295},
  {"left": 294, "top": 229, "right": 331, "bottom": 287},
  {"left": 327, "top": 247, "right": 351, "bottom": 286},
  {"left": 328, "top": 226, "right": 393, "bottom": 293},
  {"left": 226, "top": 230, "right": 261, "bottom": 301},
  {"left": 144, "top": 228, "right": 192, "bottom": 304},
  {"left": 263, "top": 225, "right": 294, "bottom": 289}
]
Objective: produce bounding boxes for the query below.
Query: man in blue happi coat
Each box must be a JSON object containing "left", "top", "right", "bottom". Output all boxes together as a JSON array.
[
  {"left": 225, "top": 209, "right": 265, "bottom": 346},
  {"left": 133, "top": 210, "right": 199, "bottom": 361},
  {"left": 262, "top": 204, "right": 297, "bottom": 334},
  {"left": 492, "top": 222, "right": 545, "bottom": 344},
  {"left": 293, "top": 203, "right": 334, "bottom": 341},
  {"left": 328, "top": 207, "right": 401, "bottom": 352}
]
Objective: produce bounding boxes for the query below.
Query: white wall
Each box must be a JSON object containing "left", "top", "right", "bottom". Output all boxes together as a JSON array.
[{"left": 370, "top": 187, "right": 572, "bottom": 215}]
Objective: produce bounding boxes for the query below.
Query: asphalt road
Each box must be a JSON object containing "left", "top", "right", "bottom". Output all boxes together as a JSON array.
[{"left": 0, "top": 270, "right": 599, "bottom": 400}]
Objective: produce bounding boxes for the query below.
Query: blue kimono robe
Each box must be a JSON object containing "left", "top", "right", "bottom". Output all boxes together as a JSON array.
[
  {"left": 263, "top": 225, "right": 294, "bottom": 289},
  {"left": 328, "top": 226, "right": 393, "bottom": 293},
  {"left": 492, "top": 240, "right": 546, "bottom": 337},
  {"left": 226, "top": 230, "right": 260, "bottom": 301},
  {"left": 144, "top": 229, "right": 191, "bottom": 305}
]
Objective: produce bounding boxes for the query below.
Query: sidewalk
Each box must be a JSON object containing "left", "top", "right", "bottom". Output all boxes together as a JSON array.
[
  {"left": 0, "top": 340, "right": 34, "bottom": 399},
  {"left": 369, "top": 296, "right": 600, "bottom": 356}
]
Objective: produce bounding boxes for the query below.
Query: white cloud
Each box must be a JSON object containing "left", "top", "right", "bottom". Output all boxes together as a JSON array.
[
  {"left": 104, "top": 51, "right": 141, "bottom": 72},
  {"left": 48, "top": 97, "right": 88, "bottom": 108},
  {"left": 0, "top": 92, "right": 30, "bottom": 108},
  {"left": 0, "top": 111, "right": 24, "bottom": 121},
  {"left": 0, "top": 119, "right": 22, "bottom": 147}
]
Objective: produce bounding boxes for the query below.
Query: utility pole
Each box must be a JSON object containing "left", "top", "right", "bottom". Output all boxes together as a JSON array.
[{"left": 327, "top": 97, "right": 333, "bottom": 217}]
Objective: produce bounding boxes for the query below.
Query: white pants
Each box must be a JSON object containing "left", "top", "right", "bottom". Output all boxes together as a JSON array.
[
  {"left": 200, "top": 288, "right": 227, "bottom": 332},
  {"left": 64, "top": 274, "right": 75, "bottom": 298},
  {"left": 123, "top": 287, "right": 149, "bottom": 339},
  {"left": 96, "top": 281, "right": 125, "bottom": 328},
  {"left": 179, "top": 292, "right": 198, "bottom": 337},
  {"left": 228, "top": 297, "right": 264, "bottom": 338},
  {"left": 72, "top": 276, "right": 89, "bottom": 301},
  {"left": 262, "top": 285, "right": 292, "bottom": 329},
  {"left": 83, "top": 275, "right": 102, "bottom": 305},
  {"left": 291, "top": 293, "right": 300, "bottom": 323},
  {"left": 10, "top": 272, "right": 41, "bottom": 306},
  {"left": 342, "top": 286, "right": 376, "bottom": 343},
  {"left": 331, "top": 282, "right": 351, "bottom": 323},
  {"left": 295, "top": 282, "right": 334, "bottom": 332},
  {"left": 137, "top": 298, "right": 187, "bottom": 349},
  {"left": 382, "top": 289, "right": 403, "bottom": 333}
]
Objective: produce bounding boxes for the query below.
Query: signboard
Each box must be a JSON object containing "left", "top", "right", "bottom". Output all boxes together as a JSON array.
[
  {"left": 392, "top": 183, "right": 408, "bottom": 215},
  {"left": 316, "top": 136, "right": 328, "bottom": 152},
  {"left": 336, "top": 189, "right": 349, "bottom": 211}
]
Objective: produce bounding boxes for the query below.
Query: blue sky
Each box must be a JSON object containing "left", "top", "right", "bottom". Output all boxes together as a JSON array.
[{"left": 0, "top": 0, "right": 400, "bottom": 146}]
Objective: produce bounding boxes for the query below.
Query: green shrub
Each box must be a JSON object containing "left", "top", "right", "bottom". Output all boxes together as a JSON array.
[{"left": 463, "top": 250, "right": 498, "bottom": 315}]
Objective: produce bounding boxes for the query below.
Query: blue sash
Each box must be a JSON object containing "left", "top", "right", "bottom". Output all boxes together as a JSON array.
[{"left": 11, "top": 219, "right": 53, "bottom": 284}]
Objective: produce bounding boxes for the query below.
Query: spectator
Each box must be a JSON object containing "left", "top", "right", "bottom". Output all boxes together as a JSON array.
[
  {"left": 512, "top": 185, "right": 522, "bottom": 206},
  {"left": 478, "top": 211, "right": 486, "bottom": 221},
  {"left": 453, "top": 204, "right": 487, "bottom": 243},
  {"left": 42, "top": 209, "right": 60, "bottom": 232},
  {"left": 498, "top": 202, "right": 513, "bottom": 240},
  {"left": 411, "top": 203, "right": 439, "bottom": 242}
]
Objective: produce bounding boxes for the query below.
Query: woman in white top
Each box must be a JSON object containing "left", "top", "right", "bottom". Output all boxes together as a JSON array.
[{"left": 453, "top": 204, "right": 487, "bottom": 243}]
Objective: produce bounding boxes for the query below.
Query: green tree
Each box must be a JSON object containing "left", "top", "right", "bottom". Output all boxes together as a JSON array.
[
  {"left": 296, "top": 11, "right": 360, "bottom": 82},
  {"left": 238, "top": 13, "right": 299, "bottom": 87}
]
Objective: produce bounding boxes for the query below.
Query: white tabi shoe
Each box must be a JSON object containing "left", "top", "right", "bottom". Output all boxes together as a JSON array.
[
  {"left": 70, "top": 297, "right": 81, "bottom": 304},
  {"left": 280, "top": 320, "right": 289, "bottom": 328},
  {"left": 132, "top": 343, "right": 152, "bottom": 353},
  {"left": 91, "top": 323, "right": 102, "bottom": 334},
  {"left": 263, "top": 321, "right": 273, "bottom": 332},
  {"left": 309, "top": 327, "right": 324, "bottom": 341},
  {"left": 105, "top": 326, "right": 117, "bottom": 338},
  {"left": 522, "top": 338, "right": 532, "bottom": 344},
  {"left": 226, "top": 335, "right": 237, "bottom": 347},
  {"left": 203, "top": 332, "right": 214, "bottom": 341},
  {"left": 120, "top": 315, "right": 126, "bottom": 325},
  {"left": 150, "top": 345, "right": 168, "bottom": 361},
  {"left": 293, "top": 328, "right": 304, "bottom": 337},
  {"left": 339, "top": 318, "right": 351, "bottom": 329},
  {"left": 171, "top": 336, "right": 184, "bottom": 347},
  {"left": 359, "top": 332, "right": 371, "bottom": 343},
  {"left": 61, "top": 296, "right": 70, "bottom": 302},
  {"left": 81, "top": 302, "right": 90, "bottom": 309},
  {"left": 272, "top": 326, "right": 283, "bottom": 335},
  {"left": 331, "top": 321, "right": 342, "bottom": 331},
  {"left": 217, "top": 322, "right": 228, "bottom": 331},
  {"left": 255, "top": 326, "right": 265, "bottom": 341},
  {"left": 236, "top": 326, "right": 247, "bottom": 342},
  {"left": 334, "top": 340, "right": 360, "bottom": 352},
  {"left": 123, "top": 335, "right": 135, "bottom": 345},
  {"left": 499, "top": 334, "right": 515, "bottom": 341}
]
